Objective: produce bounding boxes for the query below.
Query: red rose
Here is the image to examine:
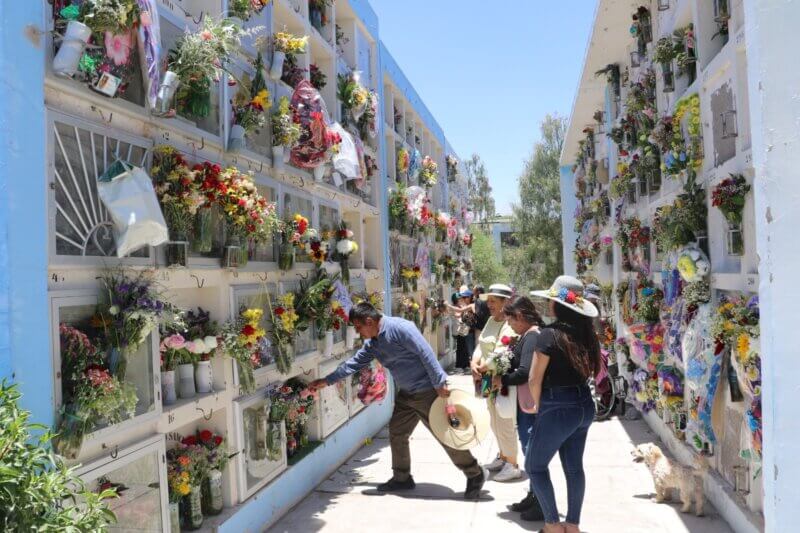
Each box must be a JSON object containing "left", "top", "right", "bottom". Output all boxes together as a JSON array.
[
  {"left": 213, "top": 436, "right": 223, "bottom": 446},
  {"left": 275, "top": 307, "right": 285, "bottom": 316},
  {"left": 298, "top": 406, "right": 306, "bottom": 413},
  {"left": 500, "top": 336, "right": 511, "bottom": 346},
  {"left": 242, "top": 324, "right": 256, "bottom": 336},
  {"left": 565, "top": 291, "right": 577, "bottom": 304},
  {"left": 181, "top": 435, "right": 197, "bottom": 446},
  {"left": 199, "top": 430, "right": 213, "bottom": 443},
  {"left": 298, "top": 219, "right": 308, "bottom": 234}
]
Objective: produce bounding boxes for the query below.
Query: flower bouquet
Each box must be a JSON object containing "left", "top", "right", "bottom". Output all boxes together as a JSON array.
[
  {"left": 267, "top": 386, "right": 295, "bottom": 459},
  {"left": 289, "top": 80, "right": 340, "bottom": 173},
  {"left": 309, "top": 0, "right": 333, "bottom": 30},
  {"left": 712, "top": 174, "right": 750, "bottom": 225},
  {"left": 309, "top": 63, "right": 328, "bottom": 90},
  {"left": 195, "top": 429, "right": 228, "bottom": 515},
  {"left": 169, "top": 436, "right": 210, "bottom": 530},
  {"left": 330, "top": 222, "right": 359, "bottom": 283},
  {"left": 271, "top": 96, "right": 302, "bottom": 162},
  {"left": 271, "top": 31, "right": 308, "bottom": 79},
  {"left": 151, "top": 145, "right": 205, "bottom": 266},
  {"left": 284, "top": 379, "right": 318, "bottom": 453},
  {"left": 305, "top": 234, "right": 330, "bottom": 267},
  {"left": 54, "top": 324, "right": 138, "bottom": 459},
  {"left": 480, "top": 336, "right": 514, "bottom": 398},
  {"left": 419, "top": 156, "right": 439, "bottom": 188},
  {"left": 166, "top": 17, "right": 256, "bottom": 118},
  {"left": 446, "top": 155, "right": 459, "bottom": 181},
  {"left": 217, "top": 167, "right": 280, "bottom": 268},
  {"left": 229, "top": 53, "right": 272, "bottom": 151},
  {"left": 357, "top": 362, "right": 387, "bottom": 405},
  {"left": 396, "top": 148, "right": 410, "bottom": 177},
  {"left": 220, "top": 308, "right": 265, "bottom": 394},
  {"left": 352, "top": 290, "right": 383, "bottom": 311},
  {"left": 278, "top": 213, "right": 313, "bottom": 270},
  {"left": 400, "top": 264, "right": 421, "bottom": 292},
  {"left": 398, "top": 296, "right": 421, "bottom": 330},
  {"left": 268, "top": 293, "right": 301, "bottom": 374},
  {"left": 388, "top": 183, "right": 410, "bottom": 232},
  {"left": 337, "top": 72, "right": 371, "bottom": 125},
  {"left": 228, "top": 0, "right": 269, "bottom": 21}
]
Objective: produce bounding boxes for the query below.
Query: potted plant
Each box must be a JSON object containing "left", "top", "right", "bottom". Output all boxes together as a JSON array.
[
  {"left": 162, "top": 17, "right": 253, "bottom": 118},
  {"left": 271, "top": 31, "right": 308, "bottom": 80},
  {"left": 271, "top": 96, "right": 302, "bottom": 167},
  {"left": 229, "top": 53, "right": 272, "bottom": 152}
]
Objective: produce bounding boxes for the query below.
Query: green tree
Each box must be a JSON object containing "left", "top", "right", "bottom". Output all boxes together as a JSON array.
[
  {"left": 465, "top": 154, "right": 496, "bottom": 230},
  {"left": 505, "top": 115, "right": 566, "bottom": 292},
  {"left": 0, "top": 381, "right": 117, "bottom": 531},
  {"left": 470, "top": 229, "right": 508, "bottom": 288}
]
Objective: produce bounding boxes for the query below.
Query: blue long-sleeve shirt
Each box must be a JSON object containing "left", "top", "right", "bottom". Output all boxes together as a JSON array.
[{"left": 324, "top": 316, "right": 448, "bottom": 393}]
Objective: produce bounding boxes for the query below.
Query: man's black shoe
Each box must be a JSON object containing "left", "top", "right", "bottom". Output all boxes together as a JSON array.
[
  {"left": 508, "top": 491, "right": 537, "bottom": 512},
  {"left": 376, "top": 476, "right": 416, "bottom": 492},
  {"left": 520, "top": 498, "right": 545, "bottom": 521},
  {"left": 464, "top": 467, "right": 488, "bottom": 500}
]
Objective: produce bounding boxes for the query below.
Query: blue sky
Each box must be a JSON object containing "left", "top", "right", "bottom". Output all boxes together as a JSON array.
[{"left": 370, "top": 0, "right": 596, "bottom": 215}]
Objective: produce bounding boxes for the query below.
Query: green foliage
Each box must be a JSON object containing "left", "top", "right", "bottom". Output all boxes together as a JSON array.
[
  {"left": 505, "top": 114, "right": 566, "bottom": 292},
  {"left": 465, "top": 154, "right": 496, "bottom": 229},
  {"left": 469, "top": 230, "right": 508, "bottom": 288},
  {"left": 0, "top": 381, "right": 117, "bottom": 531}
]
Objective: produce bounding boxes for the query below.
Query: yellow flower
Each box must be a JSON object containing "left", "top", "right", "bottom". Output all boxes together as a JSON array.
[
  {"left": 746, "top": 364, "right": 759, "bottom": 382},
  {"left": 736, "top": 334, "right": 750, "bottom": 357},
  {"left": 242, "top": 308, "right": 263, "bottom": 323},
  {"left": 178, "top": 483, "right": 191, "bottom": 496},
  {"left": 251, "top": 89, "right": 272, "bottom": 110}
]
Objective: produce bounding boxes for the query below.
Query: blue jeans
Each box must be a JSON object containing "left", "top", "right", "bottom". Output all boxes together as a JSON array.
[
  {"left": 525, "top": 385, "right": 594, "bottom": 524},
  {"left": 516, "top": 403, "right": 536, "bottom": 491}
]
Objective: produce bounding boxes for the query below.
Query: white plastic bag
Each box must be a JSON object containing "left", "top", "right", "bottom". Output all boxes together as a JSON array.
[
  {"left": 495, "top": 386, "right": 517, "bottom": 419},
  {"left": 97, "top": 160, "right": 169, "bottom": 257},
  {"left": 330, "top": 123, "right": 360, "bottom": 180}
]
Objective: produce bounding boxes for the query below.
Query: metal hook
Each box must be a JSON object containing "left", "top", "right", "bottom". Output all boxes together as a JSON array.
[
  {"left": 257, "top": 160, "right": 264, "bottom": 173},
  {"left": 231, "top": 269, "right": 239, "bottom": 278},
  {"left": 196, "top": 407, "right": 214, "bottom": 421},
  {"left": 300, "top": 367, "right": 313, "bottom": 376},
  {"left": 327, "top": 191, "right": 337, "bottom": 200},
  {"left": 297, "top": 271, "right": 310, "bottom": 280},
  {"left": 257, "top": 272, "right": 268, "bottom": 283},
  {"left": 295, "top": 176, "right": 306, "bottom": 189},
  {"left": 175, "top": 3, "right": 205, "bottom": 25},
  {"left": 102, "top": 443, "right": 119, "bottom": 459},
  {"left": 190, "top": 274, "right": 205, "bottom": 289},
  {"left": 352, "top": 199, "right": 362, "bottom": 209},
  {"left": 90, "top": 105, "right": 113, "bottom": 124},
  {"left": 189, "top": 137, "right": 205, "bottom": 151}
]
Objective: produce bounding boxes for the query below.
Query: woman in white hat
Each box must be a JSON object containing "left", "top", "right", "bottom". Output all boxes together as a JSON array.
[
  {"left": 469, "top": 283, "right": 521, "bottom": 482},
  {"left": 527, "top": 276, "right": 600, "bottom": 533}
]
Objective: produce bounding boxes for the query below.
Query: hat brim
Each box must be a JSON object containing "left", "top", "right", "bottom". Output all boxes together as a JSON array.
[
  {"left": 429, "top": 389, "right": 489, "bottom": 451},
  {"left": 458, "top": 291, "right": 474, "bottom": 298},
  {"left": 530, "top": 290, "right": 599, "bottom": 318},
  {"left": 479, "top": 292, "right": 512, "bottom": 301}
]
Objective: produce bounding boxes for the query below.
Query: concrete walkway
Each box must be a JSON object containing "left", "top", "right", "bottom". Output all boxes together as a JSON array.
[{"left": 271, "top": 375, "right": 734, "bottom": 533}]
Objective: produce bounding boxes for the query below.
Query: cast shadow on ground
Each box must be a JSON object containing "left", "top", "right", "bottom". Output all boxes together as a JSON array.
[{"left": 360, "top": 482, "right": 494, "bottom": 502}]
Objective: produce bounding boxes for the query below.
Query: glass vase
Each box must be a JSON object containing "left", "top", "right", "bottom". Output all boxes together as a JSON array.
[
  {"left": 278, "top": 242, "right": 295, "bottom": 271},
  {"left": 224, "top": 234, "right": 248, "bottom": 269},
  {"left": 53, "top": 411, "right": 88, "bottom": 460},
  {"left": 180, "top": 485, "right": 203, "bottom": 530},
  {"left": 169, "top": 502, "right": 180, "bottom": 533},
  {"left": 201, "top": 469, "right": 224, "bottom": 516},
  {"left": 165, "top": 234, "right": 188, "bottom": 268},
  {"left": 252, "top": 406, "right": 269, "bottom": 461},
  {"left": 191, "top": 209, "right": 214, "bottom": 253}
]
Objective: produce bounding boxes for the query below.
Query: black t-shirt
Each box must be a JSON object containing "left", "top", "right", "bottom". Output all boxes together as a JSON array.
[
  {"left": 502, "top": 330, "right": 539, "bottom": 387},
  {"left": 534, "top": 327, "right": 586, "bottom": 388},
  {"left": 474, "top": 299, "right": 490, "bottom": 331}
]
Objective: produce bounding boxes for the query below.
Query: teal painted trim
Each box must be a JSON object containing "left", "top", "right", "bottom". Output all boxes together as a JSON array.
[
  {"left": 560, "top": 165, "right": 578, "bottom": 277},
  {"left": 0, "top": 1, "right": 52, "bottom": 424},
  {"left": 379, "top": 42, "right": 446, "bottom": 145},
  {"left": 218, "top": 401, "right": 392, "bottom": 532}
]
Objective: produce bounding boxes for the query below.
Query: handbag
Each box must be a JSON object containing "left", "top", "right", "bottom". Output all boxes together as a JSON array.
[
  {"left": 454, "top": 320, "right": 470, "bottom": 337},
  {"left": 97, "top": 159, "right": 168, "bottom": 257}
]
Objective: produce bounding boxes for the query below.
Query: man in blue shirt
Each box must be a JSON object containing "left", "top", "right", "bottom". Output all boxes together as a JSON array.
[{"left": 310, "top": 302, "right": 487, "bottom": 499}]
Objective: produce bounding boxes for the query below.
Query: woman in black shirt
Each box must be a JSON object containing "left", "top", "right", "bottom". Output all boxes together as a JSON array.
[
  {"left": 527, "top": 276, "right": 600, "bottom": 533},
  {"left": 495, "top": 296, "right": 545, "bottom": 521}
]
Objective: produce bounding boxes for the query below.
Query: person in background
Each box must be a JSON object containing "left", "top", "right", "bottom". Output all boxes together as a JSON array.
[
  {"left": 309, "top": 303, "right": 488, "bottom": 499},
  {"left": 500, "top": 296, "right": 545, "bottom": 521},
  {"left": 473, "top": 285, "right": 490, "bottom": 332},
  {"left": 446, "top": 285, "right": 477, "bottom": 374},
  {"left": 527, "top": 276, "right": 600, "bottom": 533},
  {"left": 470, "top": 283, "right": 521, "bottom": 482}
]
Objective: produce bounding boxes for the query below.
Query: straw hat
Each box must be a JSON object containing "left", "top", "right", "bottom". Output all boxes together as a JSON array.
[
  {"left": 429, "top": 389, "right": 489, "bottom": 451},
  {"left": 530, "top": 275, "right": 599, "bottom": 318},
  {"left": 479, "top": 283, "right": 513, "bottom": 301}
]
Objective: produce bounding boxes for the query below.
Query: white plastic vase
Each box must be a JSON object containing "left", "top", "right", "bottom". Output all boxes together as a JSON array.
[
  {"left": 53, "top": 20, "right": 92, "bottom": 77},
  {"left": 228, "top": 124, "right": 246, "bottom": 152},
  {"left": 313, "top": 164, "right": 326, "bottom": 181},
  {"left": 345, "top": 326, "right": 357, "bottom": 349},
  {"left": 195, "top": 360, "right": 213, "bottom": 394},
  {"left": 272, "top": 145, "right": 285, "bottom": 169},
  {"left": 269, "top": 51, "right": 286, "bottom": 80},
  {"left": 178, "top": 363, "right": 196, "bottom": 399},
  {"left": 161, "top": 370, "right": 177, "bottom": 405},
  {"left": 320, "top": 330, "right": 334, "bottom": 358}
]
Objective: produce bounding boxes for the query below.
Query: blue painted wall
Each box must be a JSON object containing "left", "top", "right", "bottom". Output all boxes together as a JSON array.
[{"left": 0, "top": 0, "right": 53, "bottom": 426}]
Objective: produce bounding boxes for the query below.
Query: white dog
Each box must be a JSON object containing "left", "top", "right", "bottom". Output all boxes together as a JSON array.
[{"left": 631, "top": 442, "right": 708, "bottom": 516}]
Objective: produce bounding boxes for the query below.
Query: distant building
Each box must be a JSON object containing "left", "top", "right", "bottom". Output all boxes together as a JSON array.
[{"left": 475, "top": 216, "right": 516, "bottom": 259}]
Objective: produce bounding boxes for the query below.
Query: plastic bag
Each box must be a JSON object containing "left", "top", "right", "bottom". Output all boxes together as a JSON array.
[
  {"left": 97, "top": 160, "right": 168, "bottom": 257},
  {"left": 330, "top": 123, "right": 360, "bottom": 179},
  {"left": 495, "top": 387, "right": 517, "bottom": 419},
  {"left": 289, "top": 80, "right": 335, "bottom": 169}
]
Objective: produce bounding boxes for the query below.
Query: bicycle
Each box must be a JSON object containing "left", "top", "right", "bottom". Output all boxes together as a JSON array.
[{"left": 590, "top": 349, "right": 629, "bottom": 421}]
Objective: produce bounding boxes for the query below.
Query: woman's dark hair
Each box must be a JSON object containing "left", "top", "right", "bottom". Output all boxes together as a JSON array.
[
  {"left": 550, "top": 303, "right": 601, "bottom": 379},
  {"left": 502, "top": 296, "right": 544, "bottom": 327},
  {"left": 473, "top": 285, "right": 485, "bottom": 297},
  {"left": 349, "top": 302, "right": 382, "bottom": 323}
]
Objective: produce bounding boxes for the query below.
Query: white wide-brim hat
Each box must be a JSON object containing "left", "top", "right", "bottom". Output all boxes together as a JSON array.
[
  {"left": 530, "top": 275, "right": 599, "bottom": 318},
  {"left": 429, "top": 389, "right": 489, "bottom": 451},
  {"left": 479, "top": 283, "right": 513, "bottom": 301}
]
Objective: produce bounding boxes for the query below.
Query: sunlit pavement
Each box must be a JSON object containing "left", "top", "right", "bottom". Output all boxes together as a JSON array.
[{"left": 270, "top": 374, "right": 733, "bottom": 532}]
